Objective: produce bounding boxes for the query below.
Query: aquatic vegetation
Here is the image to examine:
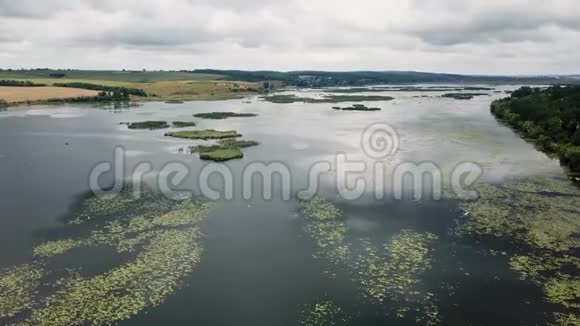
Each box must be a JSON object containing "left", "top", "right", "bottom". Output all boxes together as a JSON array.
[
  {"left": 300, "top": 301, "right": 347, "bottom": 326},
  {"left": 165, "top": 129, "right": 242, "bottom": 140},
  {"left": 0, "top": 188, "right": 214, "bottom": 326},
  {"left": 126, "top": 121, "right": 170, "bottom": 130},
  {"left": 261, "top": 94, "right": 394, "bottom": 104},
  {"left": 300, "top": 197, "right": 440, "bottom": 324},
  {"left": 33, "top": 240, "right": 87, "bottom": 258},
  {"left": 25, "top": 229, "right": 203, "bottom": 326},
  {"left": 456, "top": 176, "right": 580, "bottom": 322},
  {"left": 331, "top": 104, "right": 381, "bottom": 111},
  {"left": 458, "top": 178, "right": 580, "bottom": 252},
  {"left": 193, "top": 112, "right": 257, "bottom": 119},
  {"left": 172, "top": 121, "right": 196, "bottom": 127},
  {"left": 355, "top": 231, "right": 438, "bottom": 303},
  {"left": 302, "top": 196, "right": 341, "bottom": 220},
  {"left": 0, "top": 265, "right": 43, "bottom": 319}
]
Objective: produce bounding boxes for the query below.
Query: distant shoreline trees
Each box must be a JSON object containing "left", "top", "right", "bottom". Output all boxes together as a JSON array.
[{"left": 491, "top": 85, "right": 580, "bottom": 173}]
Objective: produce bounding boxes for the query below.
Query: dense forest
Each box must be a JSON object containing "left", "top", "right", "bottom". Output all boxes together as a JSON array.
[{"left": 491, "top": 85, "right": 580, "bottom": 173}]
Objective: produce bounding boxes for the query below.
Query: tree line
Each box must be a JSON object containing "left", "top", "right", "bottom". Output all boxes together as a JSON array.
[
  {"left": 53, "top": 83, "right": 147, "bottom": 97},
  {"left": 491, "top": 85, "right": 580, "bottom": 172},
  {"left": 0, "top": 80, "right": 46, "bottom": 87}
]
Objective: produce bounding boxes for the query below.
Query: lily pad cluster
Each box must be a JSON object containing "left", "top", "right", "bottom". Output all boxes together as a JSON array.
[
  {"left": 456, "top": 176, "right": 580, "bottom": 324},
  {"left": 300, "top": 301, "right": 348, "bottom": 326},
  {"left": 0, "top": 186, "right": 214, "bottom": 326},
  {"left": 300, "top": 196, "right": 440, "bottom": 324}
]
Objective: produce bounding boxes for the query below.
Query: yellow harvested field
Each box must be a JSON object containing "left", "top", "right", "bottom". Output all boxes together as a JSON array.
[{"left": 0, "top": 86, "right": 99, "bottom": 103}]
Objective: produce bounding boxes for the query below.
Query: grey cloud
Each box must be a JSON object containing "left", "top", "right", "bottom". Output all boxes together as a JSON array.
[{"left": 409, "top": 6, "right": 580, "bottom": 46}]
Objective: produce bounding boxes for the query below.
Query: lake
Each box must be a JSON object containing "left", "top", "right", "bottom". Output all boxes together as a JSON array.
[{"left": 0, "top": 85, "right": 574, "bottom": 326}]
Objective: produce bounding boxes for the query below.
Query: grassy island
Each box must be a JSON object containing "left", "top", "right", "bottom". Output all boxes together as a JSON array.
[
  {"left": 491, "top": 85, "right": 580, "bottom": 173},
  {"left": 172, "top": 121, "right": 196, "bottom": 128},
  {"left": 190, "top": 139, "right": 259, "bottom": 161},
  {"left": 332, "top": 104, "right": 381, "bottom": 111},
  {"left": 127, "top": 121, "right": 170, "bottom": 130},
  {"left": 442, "top": 93, "right": 490, "bottom": 100},
  {"left": 193, "top": 112, "right": 258, "bottom": 119},
  {"left": 165, "top": 129, "right": 242, "bottom": 140}
]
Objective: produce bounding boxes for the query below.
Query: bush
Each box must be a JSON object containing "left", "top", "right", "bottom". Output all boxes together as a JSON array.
[{"left": 560, "top": 146, "right": 580, "bottom": 171}]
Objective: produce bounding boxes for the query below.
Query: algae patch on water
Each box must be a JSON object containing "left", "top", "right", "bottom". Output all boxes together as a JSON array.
[
  {"left": 300, "top": 301, "right": 348, "bottom": 326},
  {"left": 300, "top": 196, "right": 440, "bottom": 324},
  {"left": 0, "top": 187, "right": 214, "bottom": 326},
  {"left": 0, "top": 265, "right": 43, "bottom": 319},
  {"left": 456, "top": 176, "right": 580, "bottom": 323}
]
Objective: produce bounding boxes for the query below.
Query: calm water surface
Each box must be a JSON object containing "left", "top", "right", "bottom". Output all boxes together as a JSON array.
[{"left": 0, "top": 85, "right": 566, "bottom": 325}]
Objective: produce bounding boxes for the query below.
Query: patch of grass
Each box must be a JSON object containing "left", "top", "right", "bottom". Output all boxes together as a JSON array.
[
  {"left": 172, "top": 121, "right": 196, "bottom": 128},
  {"left": 165, "top": 129, "right": 242, "bottom": 140},
  {"left": 262, "top": 94, "right": 394, "bottom": 104},
  {"left": 193, "top": 112, "right": 258, "bottom": 119},
  {"left": 126, "top": 121, "right": 170, "bottom": 130}
]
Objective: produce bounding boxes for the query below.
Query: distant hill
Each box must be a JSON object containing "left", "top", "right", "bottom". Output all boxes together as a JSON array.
[{"left": 192, "top": 69, "right": 580, "bottom": 87}]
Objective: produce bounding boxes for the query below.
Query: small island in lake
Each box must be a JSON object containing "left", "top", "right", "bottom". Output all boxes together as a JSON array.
[
  {"left": 193, "top": 112, "right": 258, "bottom": 119},
  {"left": 332, "top": 104, "right": 381, "bottom": 111},
  {"left": 191, "top": 139, "right": 259, "bottom": 161},
  {"left": 442, "top": 93, "right": 490, "bottom": 100},
  {"left": 172, "top": 121, "right": 196, "bottom": 128},
  {"left": 126, "top": 121, "right": 170, "bottom": 130},
  {"left": 165, "top": 129, "right": 242, "bottom": 140}
]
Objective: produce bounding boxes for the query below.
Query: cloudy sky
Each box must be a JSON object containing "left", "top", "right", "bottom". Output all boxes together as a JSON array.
[{"left": 1, "top": 0, "right": 579, "bottom": 75}]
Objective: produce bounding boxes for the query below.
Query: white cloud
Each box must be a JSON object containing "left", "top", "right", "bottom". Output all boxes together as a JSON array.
[{"left": 0, "top": 0, "right": 579, "bottom": 74}]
